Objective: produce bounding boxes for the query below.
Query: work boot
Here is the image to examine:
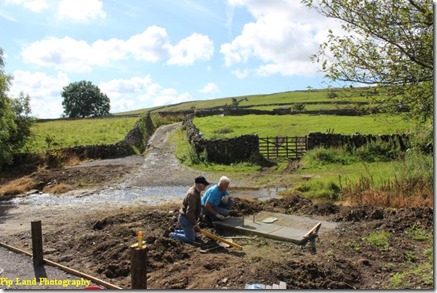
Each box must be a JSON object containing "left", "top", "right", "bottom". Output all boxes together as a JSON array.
[{"left": 162, "top": 228, "right": 174, "bottom": 238}]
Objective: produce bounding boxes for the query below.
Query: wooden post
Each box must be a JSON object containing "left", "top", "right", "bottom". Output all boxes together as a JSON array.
[
  {"left": 286, "top": 136, "right": 289, "bottom": 158},
  {"left": 275, "top": 137, "right": 279, "bottom": 158},
  {"left": 295, "top": 136, "right": 298, "bottom": 159},
  {"left": 130, "top": 247, "right": 147, "bottom": 289},
  {"left": 31, "top": 220, "right": 44, "bottom": 267},
  {"left": 266, "top": 137, "right": 269, "bottom": 159}
]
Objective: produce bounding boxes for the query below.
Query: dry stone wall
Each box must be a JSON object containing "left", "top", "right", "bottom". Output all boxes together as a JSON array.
[
  {"left": 307, "top": 132, "right": 410, "bottom": 150},
  {"left": 183, "top": 119, "right": 259, "bottom": 164}
]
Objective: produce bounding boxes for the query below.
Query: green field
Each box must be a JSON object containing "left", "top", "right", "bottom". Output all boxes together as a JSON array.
[
  {"left": 22, "top": 117, "right": 139, "bottom": 153},
  {"left": 193, "top": 114, "right": 412, "bottom": 139},
  {"left": 248, "top": 103, "right": 356, "bottom": 111}
]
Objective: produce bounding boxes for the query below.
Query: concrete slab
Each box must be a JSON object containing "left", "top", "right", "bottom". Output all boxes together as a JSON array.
[{"left": 214, "top": 211, "right": 337, "bottom": 244}]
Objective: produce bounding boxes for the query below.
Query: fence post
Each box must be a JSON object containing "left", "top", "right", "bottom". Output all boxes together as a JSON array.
[
  {"left": 266, "top": 137, "right": 269, "bottom": 159},
  {"left": 31, "top": 220, "right": 44, "bottom": 267},
  {"left": 295, "top": 136, "right": 298, "bottom": 159},
  {"left": 275, "top": 137, "right": 279, "bottom": 157},
  {"left": 130, "top": 246, "right": 147, "bottom": 289},
  {"left": 286, "top": 136, "right": 289, "bottom": 157}
]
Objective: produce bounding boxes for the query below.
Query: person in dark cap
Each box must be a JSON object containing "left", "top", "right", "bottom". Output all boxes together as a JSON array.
[{"left": 164, "top": 176, "right": 210, "bottom": 243}]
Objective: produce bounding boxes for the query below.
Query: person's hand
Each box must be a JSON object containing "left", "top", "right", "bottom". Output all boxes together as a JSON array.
[
  {"left": 194, "top": 225, "right": 200, "bottom": 232},
  {"left": 222, "top": 195, "right": 229, "bottom": 204},
  {"left": 216, "top": 213, "right": 225, "bottom": 221}
]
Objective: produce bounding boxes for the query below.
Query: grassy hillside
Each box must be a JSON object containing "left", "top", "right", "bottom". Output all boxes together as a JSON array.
[
  {"left": 22, "top": 117, "right": 139, "bottom": 154},
  {"left": 116, "top": 88, "right": 371, "bottom": 115}
]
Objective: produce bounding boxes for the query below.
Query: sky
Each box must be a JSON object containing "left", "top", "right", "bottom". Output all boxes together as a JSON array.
[{"left": 0, "top": 0, "right": 343, "bottom": 118}]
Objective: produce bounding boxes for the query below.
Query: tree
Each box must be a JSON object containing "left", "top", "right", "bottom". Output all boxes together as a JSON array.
[
  {"left": 0, "top": 48, "right": 34, "bottom": 169},
  {"left": 61, "top": 81, "right": 110, "bottom": 118},
  {"left": 302, "top": 0, "right": 433, "bottom": 123}
]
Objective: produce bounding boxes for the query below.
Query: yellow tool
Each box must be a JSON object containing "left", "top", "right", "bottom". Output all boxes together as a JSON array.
[{"left": 199, "top": 229, "right": 243, "bottom": 250}]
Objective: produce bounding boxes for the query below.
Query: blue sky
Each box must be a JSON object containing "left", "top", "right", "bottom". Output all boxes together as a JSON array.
[{"left": 1, "top": 0, "right": 342, "bottom": 118}]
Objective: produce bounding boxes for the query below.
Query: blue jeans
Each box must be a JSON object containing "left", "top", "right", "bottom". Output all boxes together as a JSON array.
[
  {"left": 169, "top": 213, "right": 197, "bottom": 243},
  {"left": 202, "top": 198, "right": 234, "bottom": 222}
]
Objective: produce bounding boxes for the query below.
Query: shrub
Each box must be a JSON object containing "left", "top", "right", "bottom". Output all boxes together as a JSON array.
[
  {"left": 295, "top": 178, "right": 341, "bottom": 200},
  {"left": 291, "top": 103, "right": 305, "bottom": 111},
  {"left": 327, "top": 90, "right": 338, "bottom": 99},
  {"left": 353, "top": 138, "right": 404, "bottom": 162},
  {"left": 303, "top": 147, "right": 357, "bottom": 167}
]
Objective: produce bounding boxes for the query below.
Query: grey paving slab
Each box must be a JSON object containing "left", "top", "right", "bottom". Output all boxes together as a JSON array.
[{"left": 215, "top": 211, "right": 337, "bottom": 244}]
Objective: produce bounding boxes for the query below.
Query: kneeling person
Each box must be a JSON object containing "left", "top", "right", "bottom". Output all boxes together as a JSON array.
[
  {"left": 201, "top": 176, "right": 233, "bottom": 222},
  {"left": 168, "top": 176, "right": 210, "bottom": 243}
]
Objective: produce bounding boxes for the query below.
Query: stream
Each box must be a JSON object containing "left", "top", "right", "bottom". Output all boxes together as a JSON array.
[{"left": 0, "top": 186, "right": 285, "bottom": 209}]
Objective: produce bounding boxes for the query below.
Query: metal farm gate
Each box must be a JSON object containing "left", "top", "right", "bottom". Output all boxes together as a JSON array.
[{"left": 259, "top": 136, "right": 308, "bottom": 159}]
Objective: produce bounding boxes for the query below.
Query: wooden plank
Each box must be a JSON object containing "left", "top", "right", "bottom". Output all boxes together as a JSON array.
[
  {"left": 303, "top": 222, "right": 322, "bottom": 238},
  {"left": 0, "top": 242, "right": 122, "bottom": 289},
  {"left": 200, "top": 229, "right": 243, "bottom": 250}
]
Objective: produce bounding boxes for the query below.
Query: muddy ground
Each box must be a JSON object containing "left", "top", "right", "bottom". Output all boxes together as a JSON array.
[{"left": 0, "top": 123, "right": 433, "bottom": 289}]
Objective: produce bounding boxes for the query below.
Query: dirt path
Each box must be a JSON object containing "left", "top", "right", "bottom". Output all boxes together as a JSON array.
[{"left": 123, "top": 122, "right": 213, "bottom": 187}]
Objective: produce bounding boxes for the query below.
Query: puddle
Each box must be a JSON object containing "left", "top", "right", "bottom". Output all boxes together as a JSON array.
[{"left": 0, "top": 186, "right": 285, "bottom": 208}]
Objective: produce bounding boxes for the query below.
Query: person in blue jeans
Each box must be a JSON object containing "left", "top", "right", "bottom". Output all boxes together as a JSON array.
[
  {"left": 165, "top": 176, "right": 210, "bottom": 243},
  {"left": 201, "top": 176, "right": 233, "bottom": 222}
]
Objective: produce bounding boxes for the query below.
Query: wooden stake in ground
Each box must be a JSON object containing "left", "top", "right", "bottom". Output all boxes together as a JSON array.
[
  {"left": 31, "top": 220, "right": 44, "bottom": 267},
  {"left": 130, "top": 246, "right": 147, "bottom": 289}
]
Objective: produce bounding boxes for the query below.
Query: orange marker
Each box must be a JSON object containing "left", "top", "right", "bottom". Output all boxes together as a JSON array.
[{"left": 137, "top": 231, "right": 143, "bottom": 248}]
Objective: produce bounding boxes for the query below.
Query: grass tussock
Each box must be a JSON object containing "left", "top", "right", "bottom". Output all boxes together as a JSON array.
[
  {"left": 342, "top": 175, "right": 433, "bottom": 208},
  {"left": 342, "top": 150, "right": 433, "bottom": 208},
  {"left": 0, "top": 176, "right": 36, "bottom": 197}
]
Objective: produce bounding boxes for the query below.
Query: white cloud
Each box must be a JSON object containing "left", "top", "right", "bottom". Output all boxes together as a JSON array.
[
  {"left": 21, "top": 26, "right": 213, "bottom": 72},
  {"left": 232, "top": 68, "right": 248, "bottom": 79},
  {"left": 57, "top": 0, "right": 106, "bottom": 23},
  {"left": 5, "top": 0, "right": 48, "bottom": 12},
  {"left": 167, "top": 33, "right": 214, "bottom": 66},
  {"left": 125, "top": 26, "right": 170, "bottom": 63},
  {"left": 153, "top": 92, "right": 193, "bottom": 107},
  {"left": 22, "top": 37, "right": 97, "bottom": 72},
  {"left": 221, "top": 0, "right": 340, "bottom": 77},
  {"left": 99, "top": 76, "right": 193, "bottom": 113},
  {"left": 199, "top": 82, "right": 220, "bottom": 94},
  {"left": 9, "top": 70, "right": 70, "bottom": 118}
]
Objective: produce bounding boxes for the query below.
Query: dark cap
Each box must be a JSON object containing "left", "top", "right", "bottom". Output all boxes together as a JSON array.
[{"left": 195, "top": 176, "right": 210, "bottom": 185}]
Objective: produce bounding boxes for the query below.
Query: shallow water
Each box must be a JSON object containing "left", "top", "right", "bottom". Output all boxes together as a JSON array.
[{"left": 0, "top": 186, "right": 284, "bottom": 208}]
